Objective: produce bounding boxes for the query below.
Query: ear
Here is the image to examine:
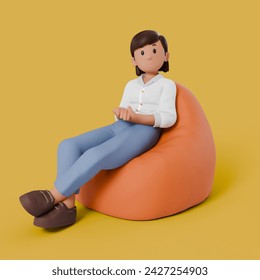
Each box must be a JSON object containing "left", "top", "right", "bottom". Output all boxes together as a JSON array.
[
  {"left": 132, "top": 57, "right": 137, "bottom": 66},
  {"left": 165, "top": 52, "right": 170, "bottom": 62}
]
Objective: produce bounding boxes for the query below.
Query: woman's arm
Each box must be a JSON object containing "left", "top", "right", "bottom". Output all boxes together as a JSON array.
[
  {"left": 153, "top": 81, "right": 177, "bottom": 128},
  {"left": 113, "top": 107, "right": 155, "bottom": 126}
]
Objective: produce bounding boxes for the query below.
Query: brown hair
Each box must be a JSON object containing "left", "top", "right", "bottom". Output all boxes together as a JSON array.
[{"left": 130, "top": 30, "right": 169, "bottom": 76}]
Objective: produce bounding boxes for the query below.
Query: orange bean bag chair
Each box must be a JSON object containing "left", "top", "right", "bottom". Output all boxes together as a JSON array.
[{"left": 76, "top": 83, "right": 216, "bottom": 220}]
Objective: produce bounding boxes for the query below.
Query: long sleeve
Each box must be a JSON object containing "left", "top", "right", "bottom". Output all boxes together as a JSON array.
[
  {"left": 153, "top": 80, "right": 177, "bottom": 128},
  {"left": 114, "top": 82, "right": 130, "bottom": 121},
  {"left": 119, "top": 83, "right": 130, "bottom": 108}
]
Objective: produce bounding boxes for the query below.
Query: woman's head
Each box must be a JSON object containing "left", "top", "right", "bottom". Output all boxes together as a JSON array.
[{"left": 130, "top": 30, "right": 169, "bottom": 76}]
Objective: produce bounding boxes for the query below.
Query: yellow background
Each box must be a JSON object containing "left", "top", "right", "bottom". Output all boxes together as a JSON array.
[{"left": 0, "top": 0, "right": 259, "bottom": 259}]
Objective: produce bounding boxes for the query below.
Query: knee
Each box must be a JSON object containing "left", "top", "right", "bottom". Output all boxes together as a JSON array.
[
  {"left": 58, "top": 138, "right": 78, "bottom": 153},
  {"left": 133, "top": 125, "right": 161, "bottom": 147}
]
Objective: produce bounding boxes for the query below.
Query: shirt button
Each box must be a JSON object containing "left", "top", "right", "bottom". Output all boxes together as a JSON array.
[{"left": 141, "top": 89, "right": 144, "bottom": 93}]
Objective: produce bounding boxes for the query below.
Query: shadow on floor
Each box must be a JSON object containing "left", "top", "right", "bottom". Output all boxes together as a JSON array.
[{"left": 205, "top": 143, "right": 241, "bottom": 203}]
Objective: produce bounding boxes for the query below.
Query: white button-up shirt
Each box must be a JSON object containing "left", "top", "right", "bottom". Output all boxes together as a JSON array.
[{"left": 118, "top": 74, "right": 177, "bottom": 128}]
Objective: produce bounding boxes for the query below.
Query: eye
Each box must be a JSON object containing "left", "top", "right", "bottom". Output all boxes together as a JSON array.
[
  {"left": 141, "top": 50, "right": 144, "bottom": 55},
  {"left": 153, "top": 48, "right": 157, "bottom": 54}
]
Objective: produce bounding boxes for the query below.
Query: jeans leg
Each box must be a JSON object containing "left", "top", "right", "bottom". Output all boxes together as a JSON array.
[
  {"left": 55, "top": 123, "right": 119, "bottom": 195},
  {"left": 56, "top": 124, "right": 116, "bottom": 177},
  {"left": 54, "top": 123, "right": 161, "bottom": 197},
  {"left": 99, "top": 123, "right": 161, "bottom": 170}
]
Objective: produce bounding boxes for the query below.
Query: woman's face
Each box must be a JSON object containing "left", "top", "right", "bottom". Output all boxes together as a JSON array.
[{"left": 132, "top": 40, "right": 169, "bottom": 75}]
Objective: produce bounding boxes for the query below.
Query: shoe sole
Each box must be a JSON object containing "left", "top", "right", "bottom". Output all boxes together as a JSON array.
[{"left": 33, "top": 217, "right": 76, "bottom": 229}]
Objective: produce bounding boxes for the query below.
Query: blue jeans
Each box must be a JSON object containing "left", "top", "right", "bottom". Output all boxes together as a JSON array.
[{"left": 54, "top": 121, "right": 161, "bottom": 196}]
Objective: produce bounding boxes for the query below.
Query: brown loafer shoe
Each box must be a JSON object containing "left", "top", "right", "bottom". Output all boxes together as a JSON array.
[
  {"left": 33, "top": 202, "right": 77, "bottom": 228},
  {"left": 19, "top": 190, "right": 55, "bottom": 217}
]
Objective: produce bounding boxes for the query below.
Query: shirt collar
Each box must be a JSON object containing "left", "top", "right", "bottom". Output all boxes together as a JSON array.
[{"left": 137, "top": 73, "right": 163, "bottom": 87}]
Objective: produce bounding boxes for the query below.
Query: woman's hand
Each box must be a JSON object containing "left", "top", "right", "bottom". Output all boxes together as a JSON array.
[
  {"left": 113, "top": 106, "right": 136, "bottom": 121},
  {"left": 113, "top": 106, "right": 155, "bottom": 126}
]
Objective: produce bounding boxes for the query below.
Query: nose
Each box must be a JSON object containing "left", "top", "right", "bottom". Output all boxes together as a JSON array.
[{"left": 146, "top": 53, "right": 152, "bottom": 60}]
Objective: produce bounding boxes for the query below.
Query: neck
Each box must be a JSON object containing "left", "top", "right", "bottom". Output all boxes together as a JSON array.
[{"left": 142, "top": 73, "right": 158, "bottom": 84}]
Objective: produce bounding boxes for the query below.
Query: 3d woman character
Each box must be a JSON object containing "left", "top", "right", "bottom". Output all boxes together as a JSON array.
[{"left": 19, "top": 30, "right": 177, "bottom": 228}]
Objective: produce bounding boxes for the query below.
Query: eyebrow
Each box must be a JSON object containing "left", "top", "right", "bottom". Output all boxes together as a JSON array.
[{"left": 152, "top": 43, "right": 157, "bottom": 46}]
